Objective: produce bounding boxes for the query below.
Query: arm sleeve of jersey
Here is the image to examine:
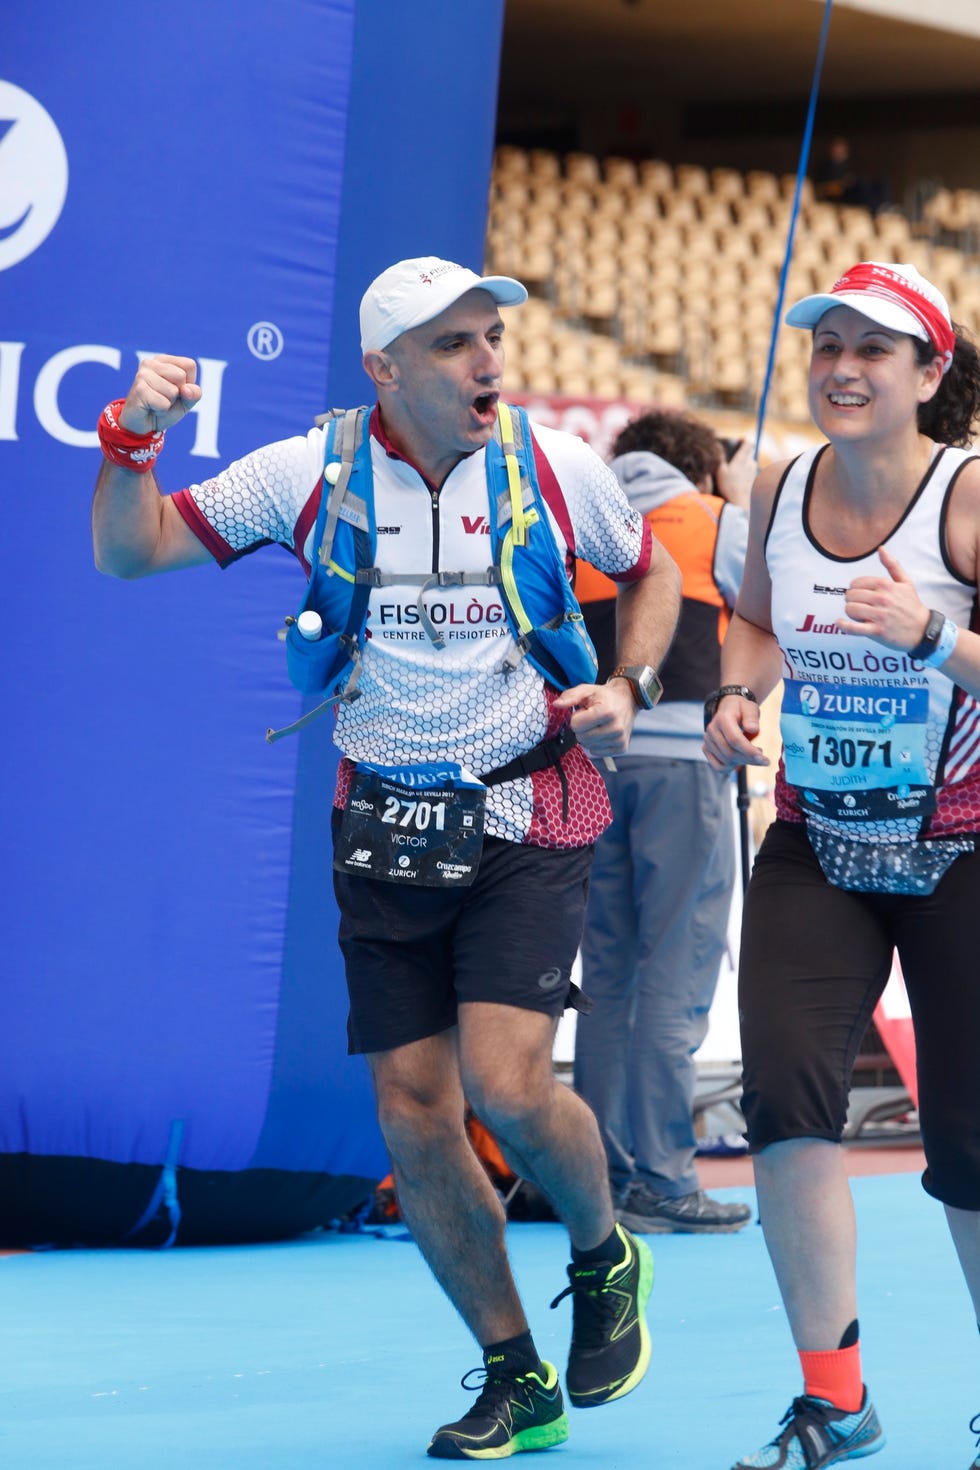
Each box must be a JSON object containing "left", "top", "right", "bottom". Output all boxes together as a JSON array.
[
  {"left": 713, "top": 502, "right": 749, "bottom": 608},
  {"left": 171, "top": 488, "right": 237, "bottom": 565},
  {"left": 170, "top": 427, "right": 325, "bottom": 569},
  {"left": 529, "top": 423, "right": 653, "bottom": 583}
]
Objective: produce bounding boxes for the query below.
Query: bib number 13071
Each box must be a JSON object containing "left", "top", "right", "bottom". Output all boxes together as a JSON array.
[{"left": 806, "top": 734, "right": 893, "bottom": 770}]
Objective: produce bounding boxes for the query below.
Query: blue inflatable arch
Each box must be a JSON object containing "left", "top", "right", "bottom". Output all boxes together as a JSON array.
[{"left": 1, "top": 0, "right": 505, "bottom": 1245}]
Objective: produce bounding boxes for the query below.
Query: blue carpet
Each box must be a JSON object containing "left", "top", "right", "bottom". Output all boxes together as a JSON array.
[{"left": 2, "top": 1174, "right": 976, "bottom": 1468}]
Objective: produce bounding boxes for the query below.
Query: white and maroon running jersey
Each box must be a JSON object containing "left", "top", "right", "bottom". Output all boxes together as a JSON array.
[
  {"left": 172, "top": 410, "right": 653, "bottom": 847},
  {"left": 767, "top": 442, "right": 980, "bottom": 841}
]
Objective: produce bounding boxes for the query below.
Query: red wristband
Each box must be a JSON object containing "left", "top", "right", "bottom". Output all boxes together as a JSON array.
[{"left": 98, "top": 399, "right": 165, "bottom": 473}]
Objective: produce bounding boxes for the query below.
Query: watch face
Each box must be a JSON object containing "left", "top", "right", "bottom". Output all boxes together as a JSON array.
[
  {"left": 637, "top": 668, "right": 661, "bottom": 708},
  {"left": 612, "top": 665, "right": 662, "bottom": 709},
  {"left": 625, "top": 665, "right": 660, "bottom": 708}
]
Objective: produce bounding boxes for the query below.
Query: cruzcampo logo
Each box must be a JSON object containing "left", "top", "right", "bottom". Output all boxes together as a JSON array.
[{"left": 0, "top": 81, "right": 69, "bottom": 271}]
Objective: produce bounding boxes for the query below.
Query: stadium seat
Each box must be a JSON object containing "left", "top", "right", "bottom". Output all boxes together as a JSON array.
[
  {"left": 710, "top": 167, "right": 745, "bottom": 201},
  {"left": 483, "top": 142, "right": 978, "bottom": 422},
  {"left": 494, "top": 144, "right": 530, "bottom": 178},
  {"left": 676, "top": 162, "right": 710, "bottom": 196},
  {"left": 604, "top": 156, "right": 639, "bottom": 188},
  {"left": 637, "top": 158, "right": 674, "bottom": 193},
  {"left": 565, "top": 151, "right": 601, "bottom": 185},
  {"left": 745, "top": 169, "right": 781, "bottom": 202},
  {"left": 529, "top": 148, "right": 561, "bottom": 181}
]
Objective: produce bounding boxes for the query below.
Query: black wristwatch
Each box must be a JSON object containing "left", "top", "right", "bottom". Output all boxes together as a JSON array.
[
  {"left": 703, "top": 684, "right": 758, "bottom": 729},
  {"left": 610, "top": 664, "right": 663, "bottom": 710},
  {"left": 908, "top": 608, "right": 945, "bottom": 662}
]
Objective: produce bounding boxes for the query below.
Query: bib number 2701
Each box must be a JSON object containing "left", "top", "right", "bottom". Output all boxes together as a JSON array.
[
  {"left": 380, "top": 794, "right": 448, "bottom": 832},
  {"left": 335, "top": 763, "right": 487, "bottom": 887}
]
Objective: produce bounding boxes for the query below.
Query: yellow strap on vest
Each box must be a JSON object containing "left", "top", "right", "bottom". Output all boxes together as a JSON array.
[
  {"left": 500, "top": 507, "right": 540, "bottom": 635},
  {"left": 325, "top": 558, "right": 356, "bottom": 584},
  {"left": 496, "top": 401, "right": 529, "bottom": 547}
]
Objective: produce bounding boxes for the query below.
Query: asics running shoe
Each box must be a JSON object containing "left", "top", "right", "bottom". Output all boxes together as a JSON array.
[
  {"left": 426, "top": 1360, "right": 569, "bottom": 1459},
  {"left": 550, "top": 1222, "right": 653, "bottom": 1408},
  {"left": 730, "top": 1389, "right": 884, "bottom": 1469},
  {"left": 618, "top": 1182, "right": 752, "bottom": 1234}
]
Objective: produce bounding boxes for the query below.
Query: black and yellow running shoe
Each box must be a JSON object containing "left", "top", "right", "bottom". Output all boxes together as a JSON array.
[
  {"left": 551, "top": 1222, "right": 653, "bottom": 1408},
  {"left": 427, "top": 1360, "right": 569, "bottom": 1459}
]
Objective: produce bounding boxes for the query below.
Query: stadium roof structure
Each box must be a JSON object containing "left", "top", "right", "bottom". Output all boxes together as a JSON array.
[
  {"left": 500, "top": 0, "right": 980, "bottom": 193},
  {"left": 504, "top": 0, "right": 980, "bottom": 102}
]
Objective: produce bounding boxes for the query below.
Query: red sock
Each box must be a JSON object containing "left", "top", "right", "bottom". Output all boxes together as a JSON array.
[{"left": 798, "top": 1342, "right": 863, "bottom": 1413}]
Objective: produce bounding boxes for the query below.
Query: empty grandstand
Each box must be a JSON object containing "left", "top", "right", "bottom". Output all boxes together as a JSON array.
[{"left": 489, "top": 0, "right": 980, "bottom": 434}]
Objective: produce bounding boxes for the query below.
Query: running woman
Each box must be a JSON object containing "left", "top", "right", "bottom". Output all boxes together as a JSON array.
[{"left": 704, "top": 260, "right": 980, "bottom": 1469}]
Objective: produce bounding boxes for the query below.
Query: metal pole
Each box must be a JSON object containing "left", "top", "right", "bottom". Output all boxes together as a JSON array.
[{"left": 736, "top": 765, "right": 752, "bottom": 896}]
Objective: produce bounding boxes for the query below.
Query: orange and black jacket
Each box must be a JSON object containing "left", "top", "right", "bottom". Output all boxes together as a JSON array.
[{"left": 576, "top": 452, "right": 746, "bottom": 704}]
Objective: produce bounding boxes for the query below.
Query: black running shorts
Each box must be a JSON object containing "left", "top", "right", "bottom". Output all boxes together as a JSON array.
[
  {"left": 738, "top": 819, "right": 980, "bottom": 1209},
  {"left": 332, "top": 816, "right": 594, "bottom": 1056}
]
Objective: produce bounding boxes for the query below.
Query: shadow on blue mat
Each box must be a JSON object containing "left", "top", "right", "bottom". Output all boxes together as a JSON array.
[{"left": 1, "top": 1175, "right": 975, "bottom": 1469}]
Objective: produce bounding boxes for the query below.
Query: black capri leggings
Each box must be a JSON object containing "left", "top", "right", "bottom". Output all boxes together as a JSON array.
[{"left": 738, "top": 819, "right": 980, "bottom": 1210}]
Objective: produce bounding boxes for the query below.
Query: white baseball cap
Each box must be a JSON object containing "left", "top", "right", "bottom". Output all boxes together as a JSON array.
[
  {"left": 785, "top": 260, "right": 955, "bottom": 369},
  {"left": 359, "top": 256, "right": 528, "bottom": 353}
]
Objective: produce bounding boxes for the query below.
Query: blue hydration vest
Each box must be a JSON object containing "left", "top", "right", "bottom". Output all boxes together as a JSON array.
[{"left": 268, "top": 402, "right": 597, "bottom": 743}]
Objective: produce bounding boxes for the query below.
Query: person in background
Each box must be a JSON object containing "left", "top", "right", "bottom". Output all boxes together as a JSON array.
[
  {"left": 814, "top": 134, "right": 890, "bottom": 215},
  {"left": 574, "top": 409, "right": 755, "bottom": 1234},
  {"left": 90, "top": 256, "right": 681, "bottom": 1461},
  {"left": 704, "top": 260, "right": 980, "bottom": 1468}
]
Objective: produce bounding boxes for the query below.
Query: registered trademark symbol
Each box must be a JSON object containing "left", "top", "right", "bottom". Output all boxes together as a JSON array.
[{"left": 247, "top": 322, "right": 284, "bottom": 360}]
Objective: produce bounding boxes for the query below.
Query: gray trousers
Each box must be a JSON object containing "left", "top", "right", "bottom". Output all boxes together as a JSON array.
[{"left": 574, "top": 756, "right": 736, "bottom": 1197}]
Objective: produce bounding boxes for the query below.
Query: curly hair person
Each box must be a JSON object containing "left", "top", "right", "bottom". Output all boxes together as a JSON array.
[{"left": 611, "top": 410, "right": 722, "bottom": 484}]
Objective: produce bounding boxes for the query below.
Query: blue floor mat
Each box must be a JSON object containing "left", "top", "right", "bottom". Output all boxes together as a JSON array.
[{"left": 2, "top": 1173, "right": 975, "bottom": 1469}]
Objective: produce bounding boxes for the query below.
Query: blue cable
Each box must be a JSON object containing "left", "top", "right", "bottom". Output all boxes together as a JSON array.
[
  {"left": 124, "top": 1118, "right": 185, "bottom": 1248},
  {"left": 754, "top": 0, "right": 835, "bottom": 459}
]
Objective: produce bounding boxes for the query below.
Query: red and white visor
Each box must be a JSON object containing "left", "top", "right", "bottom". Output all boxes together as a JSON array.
[{"left": 785, "top": 260, "right": 955, "bottom": 373}]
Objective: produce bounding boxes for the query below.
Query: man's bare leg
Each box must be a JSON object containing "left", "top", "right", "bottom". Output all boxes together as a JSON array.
[
  {"left": 458, "top": 1002, "right": 615, "bottom": 1251},
  {"left": 367, "top": 1029, "right": 529, "bottom": 1344}
]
